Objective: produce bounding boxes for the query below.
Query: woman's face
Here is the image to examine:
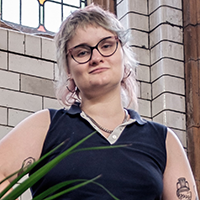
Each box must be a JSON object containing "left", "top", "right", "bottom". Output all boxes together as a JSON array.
[{"left": 67, "top": 25, "right": 124, "bottom": 97}]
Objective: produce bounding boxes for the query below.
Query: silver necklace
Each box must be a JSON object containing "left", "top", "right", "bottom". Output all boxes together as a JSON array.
[{"left": 85, "top": 109, "right": 129, "bottom": 134}]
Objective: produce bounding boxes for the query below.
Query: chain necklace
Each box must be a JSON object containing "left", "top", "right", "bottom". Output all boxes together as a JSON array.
[{"left": 85, "top": 109, "right": 129, "bottom": 134}]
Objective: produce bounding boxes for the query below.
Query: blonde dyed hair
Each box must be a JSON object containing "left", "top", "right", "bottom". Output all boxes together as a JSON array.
[{"left": 54, "top": 4, "right": 138, "bottom": 110}]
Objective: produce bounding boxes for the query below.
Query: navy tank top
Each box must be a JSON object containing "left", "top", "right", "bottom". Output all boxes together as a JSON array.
[{"left": 30, "top": 104, "right": 167, "bottom": 199}]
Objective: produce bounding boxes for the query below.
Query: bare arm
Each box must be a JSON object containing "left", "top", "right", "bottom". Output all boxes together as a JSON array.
[
  {"left": 163, "top": 128, "right": 199, "bottom": 200},
  {"left": 0, "top": 109, "right": 50, "bottom": 191}
]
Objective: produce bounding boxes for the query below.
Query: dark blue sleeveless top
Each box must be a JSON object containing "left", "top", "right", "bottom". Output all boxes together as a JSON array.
[{"left": 30, "top": 104, "right": 167, "bottom": 199}]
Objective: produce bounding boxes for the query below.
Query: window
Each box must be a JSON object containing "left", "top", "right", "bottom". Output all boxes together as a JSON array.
[{"left": 0, "top": 0, "right": 87, "bottom": 34}]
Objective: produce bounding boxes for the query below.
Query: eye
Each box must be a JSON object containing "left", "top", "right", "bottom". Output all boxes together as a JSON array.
[
  {"left": 101, "top": 43, "right": 113, "bottom": 49},
  {"left": 73, "top": 46, "right": 90, "bottom": 58},
  {"left": 76, "top": 50, "right": 90, "bottom": 57}
]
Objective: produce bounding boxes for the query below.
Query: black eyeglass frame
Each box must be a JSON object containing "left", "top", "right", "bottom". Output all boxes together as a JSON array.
[{"left": 67, "top": 36, "right": 119, "bottom": 64}]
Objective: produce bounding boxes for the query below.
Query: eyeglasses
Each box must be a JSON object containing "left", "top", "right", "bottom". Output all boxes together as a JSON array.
[{"left": 67, "top": 36, "right": 119, "bottom": 64}]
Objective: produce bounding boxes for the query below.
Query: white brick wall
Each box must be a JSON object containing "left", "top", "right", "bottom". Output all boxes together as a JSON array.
[
  {"left": 0, "top": 1, "right": 186, "bottom": 198},
  {"left": 0, "top": 28, "right": 62, "bottom": 133},
  {"left": 117, "top": 0, "right": 186, "bottom": 147}
]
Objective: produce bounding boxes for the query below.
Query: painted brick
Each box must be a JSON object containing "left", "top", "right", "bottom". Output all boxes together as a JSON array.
[
  {"left": 8, "top": 30, "right": 25, "bottom": 54},
  {"left": 151, "top": 41, "right": 184, "bottom": 65},
  {"left": 150, "top": 7, "right": 182, "bottom": 31},
  {"left": 21, "top": 75, "right": 55, "bottom": 98},
  {"left": 0, "top": 107, "right": 7, "bottom": 125},
  {"left": 0, "top": 70, "right": 19, "bottom": 90},
  {"left": 132, "top": 47, "right": 150, "bottom": 65},
  {"left": 0, "top": 89, "right": 42, "bottom": 112},
  {"left": 153, "top": 110, "right": 186, "bottom": 130},
  {"left": 136, "top": 65, "right": 150, "bottom": 82},
  {"left": 9, "top": 53, "right": 54, "bottom": 79},
  {"left": 151, "top": 58, "right": 184, "bottom": 82},
  {"left": 140, "top": 82, "right": 151, "bottom": 100},
  {"left": 41, "top": 37, "right": 56, "bottom": 61},
  {"left": 150, "top": 24, "right": 183, "bottom": 48},
  {"left": 25, "top": 34, "right": 41, "bottom": 57},
  {"left": 0, "top": 51, "right": 7, "bottom": 70},
  {"left": 43, "top": 97, "right": 63, "bottom": 109},
  {"left": 152, "top": 76, "right": 185, "bottom": 98},
  {"left": 0, "top": 28, "right": 7, "bottom": 50},
  {"left": 0, "top": 125, "right": 12, "bottom": 140},
  {"left": 171, "top": 128, "right": 187, "bottom": 147},
  {"left": 130, "top": 30, "right": 148, "bottom": 48},
  {"left": 149, "top": 0, "right": 182, "bottom": 14},
  {"left": 120, "top": 13, "right": 148, "bottom": 31},
  {"left": 117, "top": 0, "right": 148, "bottom": 19},
  {"left": 152, "top": 93, "right": 185, "bottom": 116},
  {"left": 138, "top": 98, "right": 151, "bottom": 118},
  {"left": 8, "top": 109, "right": 32, "bottom": 126}
]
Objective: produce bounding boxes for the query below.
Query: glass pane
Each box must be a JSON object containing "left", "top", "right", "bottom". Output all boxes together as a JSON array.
[
  {"left": 63, "top": 0, "right": 80, "bottom": 7},
  {"left": 45, "top": 1, "right": 61, "bottom": 32},
  {"left": 2, "top": 0, "right": 20, "bottom": 24},
  {"left": 21, "top": 0, "right": 39, "bottom": 27},
  {"left": 63, "top": 5, "right": 77, "bottom": 20}
]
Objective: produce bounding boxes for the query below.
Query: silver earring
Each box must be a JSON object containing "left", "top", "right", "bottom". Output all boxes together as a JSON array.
[
  {"left": 123, "top": 68, "right": 132, "bottom": 79},
  {"left": 66, "top": 78, "right": 77, "bottom": 93}
]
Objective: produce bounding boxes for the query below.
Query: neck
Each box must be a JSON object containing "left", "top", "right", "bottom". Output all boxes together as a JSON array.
[{"left": 81, "top": 87, "right": 124, "bottom": 117}]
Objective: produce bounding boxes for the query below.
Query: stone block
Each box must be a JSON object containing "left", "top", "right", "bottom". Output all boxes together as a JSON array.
[
  {"left": 0, "top": 51, "right": 7, "bottom": 70},
  {"left": 140, "top": 82, "right": 151, "bottom": 100},
  {"left": 151, "top": 41, "right": 183, "bottom": 65},
  {"left": 151, "top": 58, "right": 184, "bottom": 82},
  {"left": 0, "top": 125, "right": 12, "bottom": 140},
  {"left": 150, "top": 24, "right": 183, "bottom": 48},
  {"left": 120, "top": 13, "right": 148, "bottom": 31},
  {"left": 8, "top": 109, "right": 32, "bottom": 126},
  {"left": 138, "top": 98, "right": 151, "bottom": 118},
  {"left": 0, "top": 107, "right": 7, "bottom": 125},
  {"left": 152, "top": 93, "right": 185, "bottom": 116},
  {"left": 21, "top": 75, "right": 55, "bottom": 98},
  {"left": 136, "top": 65, "right": 150, "bottom": 82},
  {"left": 130, "top": 30, "right": 148, "bottom": 48},
  {"left": 43, "top": 97, "right": 63, "bottom": 109},
  {"left": 0, "top": 69, "right": 19, "bottom": 90},
  {"left": 132, "top": 47, "right": 150, "bottom": 65},
  {"left": 0, "top": 89, "right": 42, "bottom": 112},
  {"left": 149, "top": 0, "right": 182, "bottom": 14},
  {"left": 150, "top": 7, "right": 182, "bottom": 31},
  {"left": 41, "top": 37, "right": 56, "bottom": 61},
  {"left": 25, "top": 34, "right": 41, "bottom": 57},
  {"left": 9, "top": 53, "right": 54, "bottom": 79},
  {"left": 8, "top": 30, "right": 25, "bottom": 54},
  {"left": 153, "top": 110, "right": 186, "bottom": 130},
  {"left": 152, "top": 76, "right": 185, "bottom": 98},
  {"left": 0, "top": 28, "right": 7, "bottom": 50}
]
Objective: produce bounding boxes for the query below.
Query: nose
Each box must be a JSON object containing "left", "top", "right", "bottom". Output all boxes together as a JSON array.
[{"left": 89, "top": 48, "right": 103, "bottom": 65}]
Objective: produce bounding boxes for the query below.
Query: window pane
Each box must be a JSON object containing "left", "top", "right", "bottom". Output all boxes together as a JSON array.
[
  {"left": 45, "top": 1, "right": 61, "bottom": 32},
  {"left": 63, "top": 0, "right": 80, "bottom": 7},
  {"left": 63, "top": 5, "right": 77, "bottom": 20},
  {"left": 2, "top": 0, "right": 20, "bottom": 24},
  {"left": 21, "top": 0, "right": 39, "bottom": 27}
]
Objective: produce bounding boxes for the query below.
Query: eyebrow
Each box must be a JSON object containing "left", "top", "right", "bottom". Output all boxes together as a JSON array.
[{"left": 69, "top": 36, "right": 114, "bottom": 50}]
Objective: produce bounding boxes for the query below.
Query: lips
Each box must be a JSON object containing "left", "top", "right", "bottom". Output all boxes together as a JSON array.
[{"left": 89, "top": 67, "right": 109, "bottom": 74}]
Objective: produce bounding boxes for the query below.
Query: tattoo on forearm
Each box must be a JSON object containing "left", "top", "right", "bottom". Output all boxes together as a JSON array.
[
  {"left": 18, "top": 157, "right": 35, "bottom": 176},
  {"left": 176, "top": 177, "right": 192, "bottom": 200}
]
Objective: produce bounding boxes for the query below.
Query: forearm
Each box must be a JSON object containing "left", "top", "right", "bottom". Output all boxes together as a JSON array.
[{"left": 0, "top": 173, "right": 19, "bottom": 200}]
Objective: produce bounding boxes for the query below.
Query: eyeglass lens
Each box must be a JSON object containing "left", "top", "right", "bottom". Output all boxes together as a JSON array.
[{"left": 70, "top": 36, "right": 118, "bottom": 64}]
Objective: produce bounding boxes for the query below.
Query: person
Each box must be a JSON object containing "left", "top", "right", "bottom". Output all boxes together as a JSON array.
[{"left": 0, "top": 4, "right": 199, "bottom": 200}]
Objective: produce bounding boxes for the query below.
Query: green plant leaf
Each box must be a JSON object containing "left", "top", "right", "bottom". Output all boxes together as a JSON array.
[
  {"left": 43, "top": 175, "right": 101, "bottom": 200},
  {"left": 1, "top": 131, "right": 96, "bottom": 200},
  {"left": 0, "top": 140, "right": 66, "bottom": 198}
]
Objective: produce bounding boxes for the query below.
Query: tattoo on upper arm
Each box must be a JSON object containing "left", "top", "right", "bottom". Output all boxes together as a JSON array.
[
  {"left": 18, "top": 157, "right": 35, "bottom": 176},
  {"left": 176, "top": 177, "right": 192, "bottom": 200}
]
